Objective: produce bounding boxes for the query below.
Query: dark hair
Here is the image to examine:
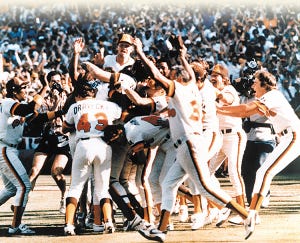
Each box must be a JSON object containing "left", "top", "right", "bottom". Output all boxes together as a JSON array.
[
  {"left": 156, "top": 57, "right": 172, "bottom": 69},
  {"left": 74, "top": 79, "right": 97, "bottom": 98},
  {"left": 47, "top": 70, "right": 61, "bottom": 82}
]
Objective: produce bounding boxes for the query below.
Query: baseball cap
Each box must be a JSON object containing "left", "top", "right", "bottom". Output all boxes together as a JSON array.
[
  {"left": 118, "top": 34, "right": 133, "bottom": 45},
  {"left": 6, "top": 78, "right": 30, "bottom": 98},
  {"left": 211, "top": 64, "right": 229, "bottom": 78}
]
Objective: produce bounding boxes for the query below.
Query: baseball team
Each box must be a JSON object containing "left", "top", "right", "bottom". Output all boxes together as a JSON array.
[{"left": 1, "top": 30, "right": 300, "bottom": 243}]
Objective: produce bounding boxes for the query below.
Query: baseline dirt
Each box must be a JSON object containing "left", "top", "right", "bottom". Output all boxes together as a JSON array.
[{"left": 1, "top": 174, "right": 300, "bottom": 243}]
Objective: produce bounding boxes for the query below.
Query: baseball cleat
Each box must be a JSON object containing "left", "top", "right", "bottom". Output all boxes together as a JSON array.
[
  {"left": 178, "top": 205, "right": 189, "bottom": 222},
  {"left": 85, "top": 212, "right": 94, "bottom": 229},
  {"left": 138, "top": 227, "right": 166, "bottom": 242},
  {"left": 228, "top": 215, "right": 243, "bottom": 225},
  {"left": 59, "top": 198, "right": 66, "bottom": 214},
  {"left": 167, "top": 223, "right": 174, "bottom": 231},
  {"left": 123, "top": 214, "right": 143, "bottom": 231},
  {"left": 75, "top": 212, "right": 86, "bottom": 229},
  {"left": 93, "top": 223, "right": 105, "bottom": 233},
  {"left": 244, "top": 210, "right": 256, "bottom": 240},
  {"left": 105, "top": 221, "right": 115, "bottom": 233},
  {"left": 8, "top": 224, "right": 35, "bottom": 235},
  {"left": 64, "top": 224, "right": 76, "bottom": 236},
  {"left": 190, "top": 213, "right": 206, "bottom": 230},
  {"left": 216, "top": 208, "right": 231, "bottom": 227},
  {"left": 261, "top": 192, "right": 271, "bottom": 208},
  {"left": 230, "top": 214, "right": 261, "bottom": 226},
  {"left": 204, "top": 208, "right": 219, "bottom": 226}
]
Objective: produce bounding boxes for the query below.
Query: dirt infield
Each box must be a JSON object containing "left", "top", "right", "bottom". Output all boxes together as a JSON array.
[{"left": 1, "top": 174, "right": 300, "bottom": 243}]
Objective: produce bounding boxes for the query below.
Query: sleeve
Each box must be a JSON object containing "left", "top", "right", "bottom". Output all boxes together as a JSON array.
[{"left": 64, "top": 105, "right": 75, "bottom": 126}]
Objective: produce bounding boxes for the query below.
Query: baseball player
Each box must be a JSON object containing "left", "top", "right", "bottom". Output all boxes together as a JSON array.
[
  {"left": 84, "top": 59, "right": 148, "bottom": 231},
  {"left": 183, "top": 60, "right": 223, "bottom": 230},
  {"left": 122, "top": 81, "right": 170, "bottom": 224},
  {"left": 133, "top": 37, "right": 249, "bottom": 242},
  {"left": 62, "top": 80, "right": 122, "bottom": 235},
  {"left": 69, "top": 37, "right": 143, "bottom": 231},
  {"left": 0, "top": 78, "right": 62, "bottom": 235},
  {"left": 94, "top": 33, "right": 135, "bottom": 73},
  {"left": 217, "top": 70, "right": 300, "bottom": 240},
  {"left": 208, "top": 64, "right": 247, "bottom": 223}
]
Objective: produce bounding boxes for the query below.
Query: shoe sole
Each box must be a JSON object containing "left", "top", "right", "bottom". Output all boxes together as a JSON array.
[
  {"left": 8, "top": 232, "right": 35, "bottom": 236},
  {"left": 138, "top": 230, "right": 164, "bottom": 242},
  {"left": 228, "top": 220, "right": 243, "bottom": 226},
  {"left": 106, "top": 227, "right": 115, "bottom": 234},
  {"left": 216, "top": 210, "right": 231, "bottom": 227},
  {"left": 245, "top": 230, "right": 253, "bottom": 240},
  {"left": 191, "top": 224, "right": 204, "bottom": 230},
  {"left": 216, "top": 219, "right": 227, "bottom": 227}
]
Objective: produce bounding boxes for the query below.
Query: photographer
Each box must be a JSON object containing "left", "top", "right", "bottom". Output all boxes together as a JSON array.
[{"left": 28, "top": 70, "right": 72, "bottom": 214}]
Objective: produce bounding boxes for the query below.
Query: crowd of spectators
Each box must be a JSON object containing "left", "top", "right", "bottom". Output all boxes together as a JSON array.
[{"left": 0, "top": 2, "right": 299, "bottom": 111}]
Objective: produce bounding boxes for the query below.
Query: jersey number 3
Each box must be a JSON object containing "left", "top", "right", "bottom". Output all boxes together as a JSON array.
[{"left": 77, "top": 113, "right": 108, "bottom": 132}]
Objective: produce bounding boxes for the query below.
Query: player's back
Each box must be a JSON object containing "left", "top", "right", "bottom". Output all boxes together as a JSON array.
[{"left": 66, "top": 99, "right": 121, "bottom": 141}]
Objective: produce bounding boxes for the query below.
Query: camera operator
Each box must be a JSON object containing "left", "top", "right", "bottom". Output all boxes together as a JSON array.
[
  {"left": 229, "top": 60, "right": 276, "bottom": 225},
  {"left": 28, "top": 70, "right": 72, "bottom": 214}
]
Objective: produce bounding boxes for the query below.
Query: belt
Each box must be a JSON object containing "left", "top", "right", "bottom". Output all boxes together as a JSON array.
[
  {"left": 174, "top": 138, "right": 182, "bottom": 148},
  {"left": 79, "top": 136, "right": 103, "bottom": 141},
  {"left": 160, "top": 133, "right": 171, "bottom": 145},
  {"left": 173, "top": 132, "right": 201, "bottom": 148},
  {"left": 221, "top": 129, "right": 233, "bottom": 134},
  {"left": 279, "top": 129, "right": 289, "bottom": 136},
  {"left": 0, "top": 139, "right": 18, "bottom": 148}
]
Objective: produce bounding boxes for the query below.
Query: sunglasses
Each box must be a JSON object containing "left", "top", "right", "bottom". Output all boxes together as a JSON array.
[{"left": 119, "top": 43, "right": 131, "bottom": 48}]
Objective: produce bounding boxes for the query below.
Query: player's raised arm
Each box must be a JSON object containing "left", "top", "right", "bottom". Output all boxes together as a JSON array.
[
  {"left": 124, "top": 88, "right": 153, "bottom": 106},
  {"left": 83, "top": 61, "right": 111, "bottom": 82},
  {"left": 69, "top": 37, "right": 85, "bottom": 82},
  {"left": 133, "top": 38, "right": 171, "bottom": 90},
  {"left": 178, "top": 45, "right": 195, "bottom": 84}
]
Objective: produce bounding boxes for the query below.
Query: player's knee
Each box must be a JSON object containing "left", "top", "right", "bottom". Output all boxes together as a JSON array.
[
  {"left": 66, "top": 197, "right": 78, "bottom": 206},
  {"left": 51, "top": 166, "right": 64, "bottom": 178},
  {"left": 100, "top": 198, "right": 112, "bottom": 207}
]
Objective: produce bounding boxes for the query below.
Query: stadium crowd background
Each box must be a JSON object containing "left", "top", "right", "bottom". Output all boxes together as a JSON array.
[{"left": 0, "top": 1, "right": 299, "bottom": 112}]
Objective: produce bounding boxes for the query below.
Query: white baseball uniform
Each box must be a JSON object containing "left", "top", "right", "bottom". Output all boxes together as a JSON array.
[
  {"left": 0, "top": 98, "right": 32, "bottom": 208},
  {"left": 123, "top": 95, "right": 170, "bottom": 209},
  {"left": 64, "top": 98, "right": 121, "bottom": 204},
  {"left": 209, "top": 84, "right": 247, "bottom": 198},
  {"left": 103, "top": 55, "right": 135, "bottom": 73},
  {"left": 252, "top": 89, "right": 300, "bottom": 198},
  {"left": 187, "top": 79, "right": 223, "bottom": 195},
  {"left": 161, "top": 80, "right": 233, "bottom": 212}
]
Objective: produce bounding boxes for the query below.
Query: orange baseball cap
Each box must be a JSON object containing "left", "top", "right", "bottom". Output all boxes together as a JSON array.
[{"left": 118, "top": 34, "right": 133, "bottom": 45}]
